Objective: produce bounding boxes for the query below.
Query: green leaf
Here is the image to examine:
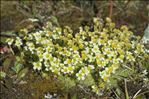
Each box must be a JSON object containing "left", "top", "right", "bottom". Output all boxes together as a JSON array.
[
  {"left": 71, "top": 94, "right": 77, "bottom": 99},
  {"left": 109, "top": 77, "right": 118, "bottom": 87},
  {"left": 3, "top": 58, "right": 12, "bottom": 70},
  {"left": 113, "top": 67, "right": 134, "bottom": 79},
  {"left": 116, "top": 88, "right": 122, "bottom": 98},
  {"left": 0, "top": 71, "right": 6, "bottom": 78},
  {"left": 41, "top": 72, "right": 49, "bottom": 79},
  {"left": 11, "top": 62, "right": 23, "bottom": 73},
  {"left": 17, "top": 67, "right": 28, "bottom": 80},
  {"left": 13, "top": 67, "right": 29, "bottom": 84},
  {"left": 59, "top": 76, "right": 76, "bottom": 90},
  {"left": 81, "top": 74, "right": 95, "bottom": 86}
]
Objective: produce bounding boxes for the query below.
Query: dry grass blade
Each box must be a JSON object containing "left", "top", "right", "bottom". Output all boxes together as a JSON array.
[
  {"left": 124, "top": 79, "right": 129, "bottom": 99},
  {"left": 132, "top": 89, "right": 141, "bottom": 99}
]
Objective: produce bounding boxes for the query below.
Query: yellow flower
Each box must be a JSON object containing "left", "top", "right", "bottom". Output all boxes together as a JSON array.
[
  {"left": 97, "top": 60, "right": 102, "bottom": 66},
  {"left": 72, "top": 45, "right": 78, "bottom": 51},
  {"left": 6, "top": 38, "right": 14, "bottom": 45},
  {"left": 106, "top": 66, "right": 113, "bottom": 74},
  {"left": 136, "top": 43, "right": 144, "bottom": 53},
  {"left": 99, "top": 83, "right": 105, "bottom": 88},
  {"left": 121, "top": 25, "right": 128, "bottom": 31},
  {"left": 79, "top": 43, "right": 84, "bottom": 49},
  {"left": 47, "top": 31, "right": 53, "bottom": 36},
  {"left": 100, "top": 32, "right": 107, "bottom": 38},
  {"left": 103, "top": 76, "right": 108, "bottom": 82},
  {"left": 81, "top": 51, "right": 88, "bottom": 60},
  {"left": 15, "top": 37, "right": 22, "bottom": 47},
  {"left": 33, "top": 62, "right": 42, "bottom": 70},
  {"left": 106, "top": 17, "right": 111, "bottom": 23},
  {"left": 64, "top": 59, "right": 72, "bottom": 65},
  {"left": 43, "top": 52, "right": 52, "bottom": 60},
  {"left": 92, "top": 85, "right": 99, "bottom": 94}
]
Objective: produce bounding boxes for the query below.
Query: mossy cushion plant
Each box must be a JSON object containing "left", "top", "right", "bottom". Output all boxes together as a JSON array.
[{"left": 6, "top": 17, "right": 147, "bottom": 95}]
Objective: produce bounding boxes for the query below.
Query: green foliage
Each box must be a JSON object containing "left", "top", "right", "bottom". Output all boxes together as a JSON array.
[
  {"left": 11, "top": 61, "right": 23, "bottom": 74},
  {"left": 15, "top": 67, "right": 28, "bottom": 83},
  {"left": 59, "top": 75, "right": 76, "bottom": 91},
  {"left": 0, "top": 71, "right": 6, "bottom": 78}
]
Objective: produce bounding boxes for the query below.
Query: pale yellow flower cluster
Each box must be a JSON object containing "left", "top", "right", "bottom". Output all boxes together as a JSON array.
[{"left": 6, "top": 17, "right": 146, "bottom": 95}]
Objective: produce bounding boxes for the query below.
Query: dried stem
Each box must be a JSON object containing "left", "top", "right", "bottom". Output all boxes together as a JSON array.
[{"left": 109, "top": 0, "right": 113, "bottom": 19}]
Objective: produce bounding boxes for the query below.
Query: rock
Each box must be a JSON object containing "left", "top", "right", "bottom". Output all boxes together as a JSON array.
[
  {"left": 142, "top": 24, "right": 149, "bottom": 52},
  {"left": 142, "top": 24, "right": 149, "bottom": 43}
]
